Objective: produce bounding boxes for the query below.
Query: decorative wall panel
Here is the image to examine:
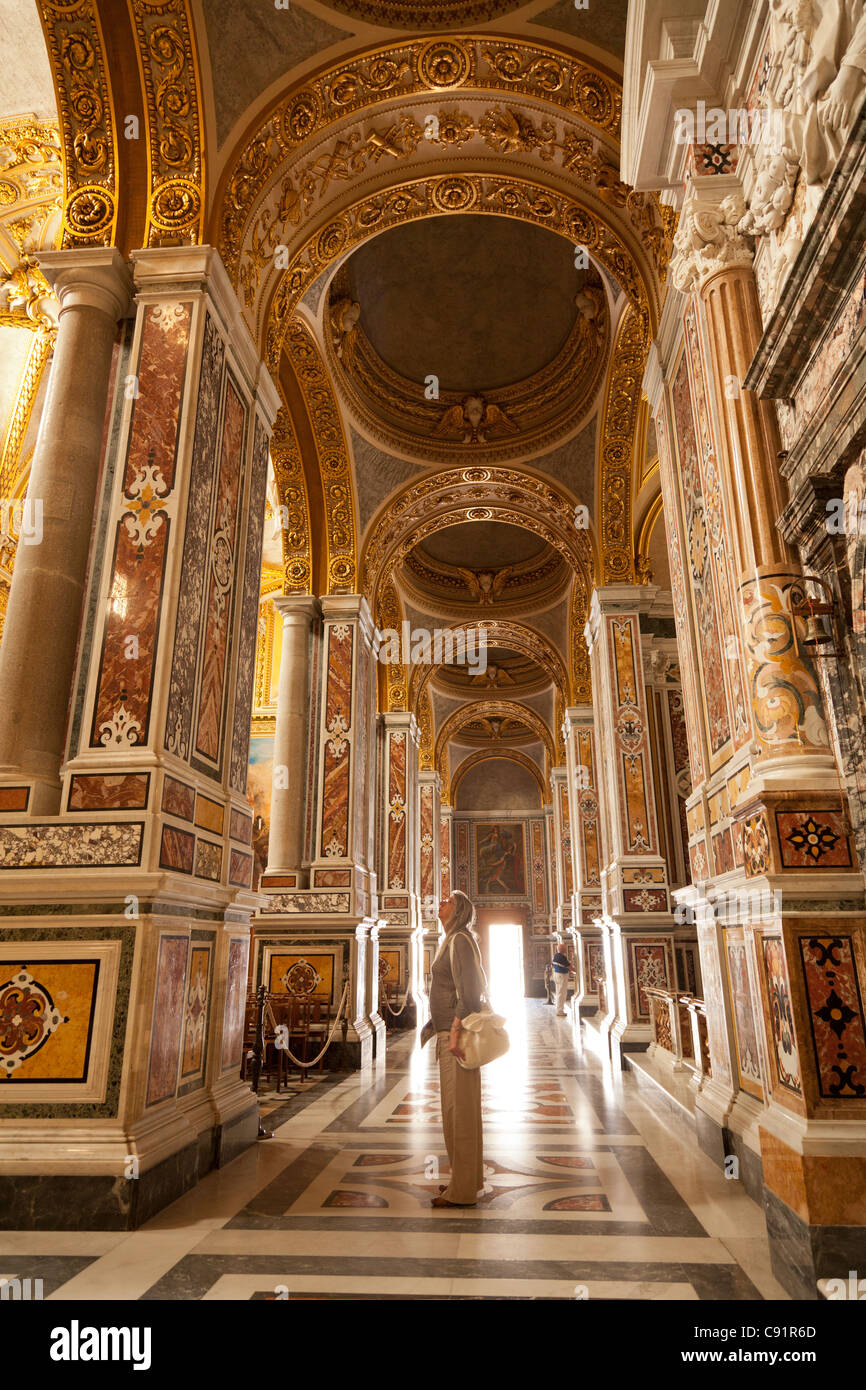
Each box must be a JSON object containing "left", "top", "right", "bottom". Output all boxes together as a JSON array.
[
  {"left": 221, "top": 938, "right": 249, "bottom": 1071},
  {"left": 387, "top": 731, "right": 407, "bottom": 890},
  {"left": 0, "top": 824, "right": 143, "bottom": 869},
  {"left": 799, "top": 935, "right": 866, "bottom": 1099},
  {"left": 68, "top": 773, "right": 149, "bottom": 811},
  {"left": 724, "top": 932, "right": 764, "bottom": 1100},
  {"left": 179, "top": 941, "right": 212, "bottom": 1085},
  {"left": 607, "top": 615, "right": 657, "bottom": 853},
  {"left": 230, "top": 416, "right": 271, "bottom": 792},
  {"left": 760, "top": 935, "right": 803, "bottom": 1097},
  {"left": 320, "top": 623, "right": 354, "bottom": 858},
  {"left": 145, "top": 935, "right": 188, "bottom": 1106}
]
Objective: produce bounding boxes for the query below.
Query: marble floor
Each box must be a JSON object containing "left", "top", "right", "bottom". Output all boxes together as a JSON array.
[{"left": 1, "top": 1001, "right": 789, "bottom": 1301}]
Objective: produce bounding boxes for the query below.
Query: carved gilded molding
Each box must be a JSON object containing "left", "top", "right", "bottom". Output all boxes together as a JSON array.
[
  {"left": 327, "top": 270, "right": 608, "bottom": 464},
  {"left": 264, "top": 172, "right": 657, "bottom": 375},
  {"left": 283, "top": 315, "right": 357, "bottom": 593},
  {"left": 270, "top": 400, "right": 313, "bottom": 594},
  {"left": 408, "top": 619, "right": 569, "bottom": 716},
  {"left": 0, "top": 120, "right": 63, "bottom": 283},
  {"left": 417, "top": 685, "right": 433, "bottom": 769},
  {"left": 435, "top": 698, "right": 554, "bottom": 770},
  {"left": 38, "top": 0, "right": 118, "bottom": 245},
  {"left": 449, "top": 746, "right": 546, "bottom": 804},
  {"left": 128, "top": 0, "right": 206, "bottom": 245},
  {"left": 217, "top": 36, "right": 625, "bottom": 286},
  {"left": 377, "top": 575, "right": 407, "bottom": 711},
  {"left": 598, "top": 304, "right": 651, "bottom": 584},
  {"left": 320, "top": 1, "right": 526, "bottom": 26}
]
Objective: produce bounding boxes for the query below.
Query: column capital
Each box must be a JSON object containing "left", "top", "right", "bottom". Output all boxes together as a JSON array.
[
  {"left": 320, "top": 592, "right": 374, "bottom": 640},
  {"left": 37, "top": 247, "right": 132, "bottom": 322},
  {"left": 418, "top": 767, "right": 441, "bottom": 791},
  {"left": 670, "top": 184, "right": 754, "bottom": 296},
  {"left": 381, "top": 709, "right": 420, "bottom": 746},
  {"left": 271, "top": 593, "right": 319, "bottom": 625}
]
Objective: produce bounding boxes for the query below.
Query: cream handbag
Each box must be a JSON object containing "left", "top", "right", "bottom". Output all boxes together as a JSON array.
[{"left": 449, "top": 935, "right": 510, "bottom": 1069}]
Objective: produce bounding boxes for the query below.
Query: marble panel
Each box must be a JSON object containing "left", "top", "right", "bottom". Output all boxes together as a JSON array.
[
  {"left": 776, "top": 811, "right": 852, "bottom": 868},
  {"left": 759, "top": 936, "right": 803, "bottom": 1096},
  {"left": 162, "top": 775, "right": 195, "bottom": 821},
  {"left": 799, "top": 935, "right": 866, "bottom": 1098},
  {"left": 159, "top": 825, "right": 194, "bottom": 875},
  {"left": 320, "top": 624, "right": 353, "bottom": 858},
  {"left": 68, "top": 773, "right": 149, "bottom": 811},
  {"left": 230, "top": 416, "right": 270, "bottom": 792},
  {"left": 146, "top": 935, "right": 188, "bottom": 1107},
  {"left": 228, "top": 849, "right": 252, "bottom": 888},
  {"left": 724, "top": 933, "right": 764, "bottom": 1100},
  {"left": 221, "top": 938, "right": 250, "bottom": 1071},
  {"left": 0, "top": 823, "right": 143, "bottom": 869},
  {"left": 387, "top": 731, "right": 406, "bottom": 890},
  {"left": 194, "top": 375, "right": 246, "bottom": 766},
  {"left": 229, "top": 807, "right": 253, "bottom": 844},
  {"left": 194, "top": 838, "right": 222, "bottom": 883},
  {"left": 180, "top": 943, "right": 212, "bottom": 1085},
  {"left": 0, "top": 787, "right": 29, "bottom": 811},
  {"left": 194, "top": 796, "right": 224, "bottom": 835}
]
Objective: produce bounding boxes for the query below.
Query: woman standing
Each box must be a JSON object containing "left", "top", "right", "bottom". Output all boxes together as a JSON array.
[{"left": 427, "top": 889, "right": 487, "bottom": 1208}]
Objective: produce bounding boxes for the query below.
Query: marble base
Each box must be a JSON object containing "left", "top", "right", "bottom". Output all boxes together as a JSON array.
[
  {"left": 214, "top": 1098, "right": 259, "bottom": 1168},
  {"left": 0, "top": 1139, "right": 200, "bottom": 1230},
  {"left": 764, "top": 1187, "right": 866, "bottom": 1300}
]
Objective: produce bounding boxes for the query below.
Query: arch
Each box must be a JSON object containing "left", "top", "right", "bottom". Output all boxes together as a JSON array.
[
  {"left": 361, "top": 465, "right": 595, "bottom": 701},
  {"left": 407, "top": 619, "right": 570, "bottom": 716},
  {"left": 435, "top": 698, "right": 555, "bottom": 774},
  {"left": 450, "top": 747, "right": 546, "bottom": 808}
]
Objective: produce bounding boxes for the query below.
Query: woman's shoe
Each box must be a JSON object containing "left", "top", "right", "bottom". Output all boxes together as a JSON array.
[{"left": 431, "top": 1194, "right": 475, "bottom": 1207}]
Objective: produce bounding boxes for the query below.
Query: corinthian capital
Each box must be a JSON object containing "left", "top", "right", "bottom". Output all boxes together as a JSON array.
[{"left": 670, "top": 190, "right": 754, "bottom": 294}]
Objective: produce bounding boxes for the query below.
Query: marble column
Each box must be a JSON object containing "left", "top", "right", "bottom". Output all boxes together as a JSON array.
[
  {"left": 585, "top": 587, "right": 677, "bottom": 1058},
  {"left": 418, "top": 768, "right": 443, "bottom": 989},
  {"left": 549, "top": 766, "right": 574, "bottom": 937},
  {"left": 378, "top": 710, "right": 421, "bottom": 1016},
  {"left": 0, "top": 246, "right": 278, "bottom": 1227},
  {"left": 254, "top": 593, "right": 383, "bottom": 1067},
  {"left": 563, "top": 705, "right": 604, "bottom": 1012},
  {"left": 0, "top": 249, "right": 132, "bottom": 813},
  {"left": 263, "top": 594, "right": 319, "bottom": 885}
]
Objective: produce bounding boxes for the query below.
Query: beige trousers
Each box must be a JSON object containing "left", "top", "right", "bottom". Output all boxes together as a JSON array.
[
  {"left": 554, "top": 972, "right": 569, "bottom": 1012},
  {"left": 437, "top": 1032, "right": 484, "bottom": 1203}
]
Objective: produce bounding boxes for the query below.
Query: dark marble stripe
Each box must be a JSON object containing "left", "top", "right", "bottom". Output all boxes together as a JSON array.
[
  {"left": 141, "top": 1254, "right": 717, "bottom": 1301},
  {"left": 222, "top": 1214, "right": 658, "bottom": 1237},
  {"left": 226, "top": 1144, "right": 341, "bottom": 1222},
  {"left": 0, "top": 1254, "right": 99, "bottom": 1296},
  {"left": 609, "top": 1144, "right": 709, "bottom": 1237}
]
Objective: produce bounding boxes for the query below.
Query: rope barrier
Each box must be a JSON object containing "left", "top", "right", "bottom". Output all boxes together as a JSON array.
[
  {"left": 263, "top": 982, "right": 350, "bottom": 1071},
  {"left": 381, "top": 987, "right": 413, "bottom": 1018}
]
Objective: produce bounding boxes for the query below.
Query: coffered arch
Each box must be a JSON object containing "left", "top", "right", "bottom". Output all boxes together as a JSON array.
[{"left": 407, "top": 618, "right": 570, "bottom": 716}]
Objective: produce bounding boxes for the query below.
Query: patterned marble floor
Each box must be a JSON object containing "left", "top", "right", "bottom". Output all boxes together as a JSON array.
[{"left": 1, "top": 1001, "right": 790, "bottom": 1301}]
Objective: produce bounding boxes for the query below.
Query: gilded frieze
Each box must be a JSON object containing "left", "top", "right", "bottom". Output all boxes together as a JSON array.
[
  {"left": 283, "top": 316, "right": 357, "bottom": 592},
  {"left": 318, "top": 1, "right": 526, "bottom": 27},
  {"left": 38, "top": 0, "right": 118, "bottom": 245},
  {"left": 218, "top": 35, "right": 625, "bottom": 286},
  {"left": 128, "top": 0, "right": 206, "bottom": 245},
  {"left": 598, "top": 305, "right": 651, "bottom": 583},
  {"left": 269, "top": 402, "right": 313, "bottom": 593}
]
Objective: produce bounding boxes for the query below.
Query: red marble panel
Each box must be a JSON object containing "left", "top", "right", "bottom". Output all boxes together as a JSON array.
[
  {"left": 320, "top": 623, "right": 353, "bottom": 858},
  {"left": 314, "top": 869, "right": 351, "bottom": 886},
  {"left": 123, "top": 302, "right": 191, "bottom": 492},
  {"left": 776, "top": 811, "right": 852, "bottom": 868},
  {"left": 195, "top": 378, "right": 246, "bottom": 764},
  {"left": 162, "top": 775, "right": 195, "bottom": 821},
  {"left": 229, "top": 807, "right": 252, "bottom": 844},
  {"left": 180, "top": 943, "right": 211, "bottom": 1081},
  {"left": 584, "top": 941, "right": 604, "bottom": 993},
  {"left": 440, "top": 817, "right": 450, "bottom": 898},
  {"left": 712, "top": 827, "right": 734, "bottom": 875},
  {"left": 146, "top": 934, "right": 188, "bottom": 1106},
  {"left": 607, "top": 615, "right": 656, "bottom": 854},
  {"left": 629, "top": 940, "right": 670, "bottom": 1019},
  {"left": 531, "top": 819, "right": 545, "bottom": 913},
  {"left": 159, "top": 824, "right": 194, "bottom": 874},
  {"left": 799, "top": 935, "right": 866, "bottom": 1098},
  {"left": 228, "top": 849, "right": 253, "bottom": 887},
  {"left": 420, "top": 782, "right": 435, "bottom": 900},
  {"left": 68, "top": 773, "right": 149, "bottom": 811},
  {"left": 90, "top": 303, "right": 191, "bottom": 751},
  {"left": 623, "top": 887, "right": 667, "bottom": 912},
  {"left": 761, "top": 936, "right": 802, "bottom": 1095},
  {"left": 559, "top": 783, "right": 573, "bottom": 897},
  {"left": 0, "top": 787, "right": 29, "bottom": 811},
  {"left": 387, "top": 730, "right": 406, "bottom": 890},
  {"left": 221, "top": 937, "right": 249, "bottom": 1070}
]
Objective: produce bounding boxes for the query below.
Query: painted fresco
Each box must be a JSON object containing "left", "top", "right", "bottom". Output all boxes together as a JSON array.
[{"left": 475, "top": 822, "right": 526, "bottom": 896}]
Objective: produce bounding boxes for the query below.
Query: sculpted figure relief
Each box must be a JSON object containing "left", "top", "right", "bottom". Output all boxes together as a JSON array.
[{"left": 671, "top": 191, "right": 753, "bottom": 294}]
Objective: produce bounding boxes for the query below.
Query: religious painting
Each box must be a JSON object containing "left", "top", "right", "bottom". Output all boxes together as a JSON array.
[{"left": 475, "top": 822, "right": 526, "bottom": 896}]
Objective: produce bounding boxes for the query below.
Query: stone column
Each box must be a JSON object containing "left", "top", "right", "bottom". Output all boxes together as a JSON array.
[
  {"left": 585, "top": 587, "right": 677, "bottom": 1059},
  {"left": 263, "top": 594, "right": 319, "bottom": 885},
  {"left": 549, "top": 766, "right": 573, "bottom": 937},
  {"left": 378, "top": 710, "right": 421, "bottom": 1019},
  {"left": 418, "top": 768, "right": 443, "bottom": 989},
  {"left": 255, "top": 593, "right": 383, "bottom": 1067},
  {"left": 0, "top": 249, "right": 132, "bottom": 813},
  {"left": 563, "top": 705, "right": 604, "bottom": 1011}
]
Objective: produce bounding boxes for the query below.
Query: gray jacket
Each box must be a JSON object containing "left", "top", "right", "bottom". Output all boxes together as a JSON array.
[{"left": 429, "top": 930, "right": 486, "bottom": 1033}]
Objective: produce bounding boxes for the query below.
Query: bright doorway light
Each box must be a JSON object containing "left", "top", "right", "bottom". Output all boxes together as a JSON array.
[{"left": 485, "top": 921, "right": 527, "bottom": 1089}]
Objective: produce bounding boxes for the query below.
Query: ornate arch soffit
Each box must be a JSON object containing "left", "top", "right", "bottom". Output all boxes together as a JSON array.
[
  {"left": 261, "top": 170, "right": 657, "bottom": 374},
  {"left": 361, "top": 465, "right": 594, "bottom": 700},
  {"left": 270, "top": 394, "right": 314, "bottom": 595},
  {"left": 38, "top": 0, "right": 119, "bottom": 246},
  {"left": 435, "top": 698, "right": 555, "bottom": 771},
  {"left": 598, "top": 304, "right": 651, "bottom": 584},
  {"left": 128, "top": 0, "right": 206, "bottom": 246},
  {"left": 379, "top": 574, "right": 407, "bottom": 712},
  {"left": 636, "top": 489, "right": 664, "bottom": 580},
  {"left": 407, "top": 619, "right": 569, "bottom": 716},
  {"left": 449, "top": 747, "right": 545, "bottom": 807},
  {"left": 282, "top": 314, "right": 358, "bottom": 593}
]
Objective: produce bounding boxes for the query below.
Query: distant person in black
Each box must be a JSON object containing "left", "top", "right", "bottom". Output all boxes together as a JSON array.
[{"left": 551, "top": 949, "right": 573, "bottom": 1017}]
